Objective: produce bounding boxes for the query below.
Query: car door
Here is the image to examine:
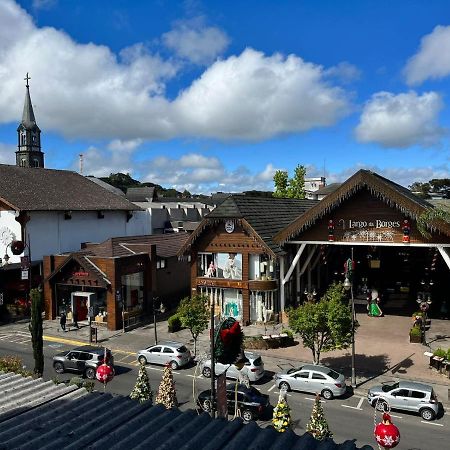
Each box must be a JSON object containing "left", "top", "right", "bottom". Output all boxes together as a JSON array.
[
  {"left": 390, "top": 389, "right": 411, "bottom": 410},
  {"left": 292, "top": 370, "right": 310, "bottom": 392},
  {"left": 309, "top": 371, "right": 328, "bottom": 394},
  {"left": 146, "top": 346, "right": 163, "bottom": 365},
  {"left": 408, "top": 390, "right": 426, "bottom": 412},
  {"left": 65, "top": 351, "right": 82, "bottom": 372},
  {"left": 162, "top": 346, "right": 175, "bottom": 365}
]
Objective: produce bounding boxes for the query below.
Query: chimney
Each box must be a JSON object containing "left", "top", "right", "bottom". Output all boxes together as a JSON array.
[{"left": 79, "top": 154, "right": 84, "bottom": 175}]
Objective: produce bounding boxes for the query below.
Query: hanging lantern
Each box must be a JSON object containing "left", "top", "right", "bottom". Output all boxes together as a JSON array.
[
  {"left": 327, "top": 220, "right": 335, "bottom": 242},
  {"left": 402, "top": 220, "right": 411, "bottom": 243},
  {"left": 11, "top": 240, "right": 25, "bottom": 255},
  {"left": 374, "top": 413, "right": 400, "bottom": 449},
  {"left": 96, "top": 363, "right": 114, "bottom": 384}
]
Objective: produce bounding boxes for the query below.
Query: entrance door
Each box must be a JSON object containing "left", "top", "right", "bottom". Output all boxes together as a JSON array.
[{"left": 73, "top": 295, "right": 88, "bottom": 321}]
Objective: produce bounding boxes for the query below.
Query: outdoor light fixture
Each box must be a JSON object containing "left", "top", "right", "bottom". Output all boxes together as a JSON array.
[{"left": 343, "top": 277, "right": 351, "bottom": 291}]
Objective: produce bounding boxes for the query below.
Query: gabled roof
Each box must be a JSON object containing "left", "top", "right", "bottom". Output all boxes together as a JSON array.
[
  {"left": 0, "top": 372, "right": 372, "bottom": 450},
  {"left": 86, "top": 176, "right": 126, "bottom": 197},
  {"left": 275, "top": 169, "right": 450, "bottom": 244},
  {"left": 179, "top": 196, "right": 318, "bottom": 258},
  {"left": 0, "top": 164, "right": 141, "bottom": 211},
  {"left": 315, "top": 182, "right": 342, "bottom": 196},
  {"left": 126, "top": 186, "right": 157, "bottom": 202},
  {"left": 84, "top": 233, "right": 190, "bottom": 258}
]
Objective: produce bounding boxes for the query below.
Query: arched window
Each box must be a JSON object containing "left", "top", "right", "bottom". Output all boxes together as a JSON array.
[
  {"left": 21, "top": 133, "right": 26, "bottom": 145},
  {"left": 20, "top": 158, "right": 27, "bottom": 167},
  {"left": 32, "top": 159, "right": 40, "bottom": 168}
]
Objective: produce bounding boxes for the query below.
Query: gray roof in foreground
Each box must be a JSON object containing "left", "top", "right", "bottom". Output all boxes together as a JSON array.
[
  {"left": 0, "top": 372, "right": 373, "bottom": 450},
  {"left": 0, "top": 165, "right": 140, "bottom": 211}
]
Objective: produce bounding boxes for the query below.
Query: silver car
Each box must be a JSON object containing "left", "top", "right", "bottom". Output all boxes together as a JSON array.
[
  {"left": 137, "top": 341, "right": 191, "bottom": 370},
  {"left": 367, "top": 381, "right": 439, "bottom": 421},
  {"left": 201, "top": 352, "right": 265, "bottom": 382},
  {"left": 274, "top": 364, "right": 347, "bottom": 399}
]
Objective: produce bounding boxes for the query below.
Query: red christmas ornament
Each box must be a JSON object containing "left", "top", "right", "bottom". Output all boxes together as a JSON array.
[
  {"left": 402, "top": 220, "right": 410, "bottom": 243},
  {"left": 374, "top": 413, "right": 400, "bottom": 449},
  {"left": 327, "top": 220, "right": 335, "bottom": 242},
  {"left": 96, "top": 363, "right": 114, "bottom": 384}
]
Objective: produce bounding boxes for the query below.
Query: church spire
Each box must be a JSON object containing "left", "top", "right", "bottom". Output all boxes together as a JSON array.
[{"left": 16, "top": 73, "right": 45, "bottom": 168}]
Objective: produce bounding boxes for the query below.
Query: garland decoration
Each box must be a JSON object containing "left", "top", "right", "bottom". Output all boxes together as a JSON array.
[{"left": 214, "top": 317, "right": 244, "bottom": 364}]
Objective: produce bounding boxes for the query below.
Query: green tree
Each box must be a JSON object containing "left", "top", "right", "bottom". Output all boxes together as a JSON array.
[
  {"left": 287, "top": 164, "right": 306, "bottom": 199},
  {"left": 288, "top": 283, "right": 353, "bottom": 364},
  {"left": 273, "top": 170, "right": 289, "bottom": 198},
  {"left": 417, "top": 207, "right": 450, "bottom": 239},
  {"left": 130, "top": 363, "right": 153, "bottom": 404},
  {"left": 29, "top": 288, "right": 44, "bottom": 376},
  {"left": 306, "top": 394, "right": 333, "bottom": 440},
  {"left": 177, "top": 295, "right": 209, "bottom": 357}
]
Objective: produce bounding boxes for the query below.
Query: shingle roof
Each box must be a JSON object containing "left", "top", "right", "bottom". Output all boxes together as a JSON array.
[
  {"left": 275, "top": 169, "right": 450, "bottom": 243},
  {"left": 0, "top": 164, "right": 141, "bottom": 211},
  {"left": 84, "top": 233, "right": 190, "bottom": 258},
  {"left": 0, "top": 372, "right": 373, "bottom": 450},
  {"left": 315, "top": 183, "right": 342, "bottom": 196},
  {"left": 126, "top": 187, "right": 156, "bottom": 202},
  {"left": 86, "top": 177, "right": 126, "bottom": 197},
  {"left": 179, "top": 196, "right": 318, "bottom": 258}
]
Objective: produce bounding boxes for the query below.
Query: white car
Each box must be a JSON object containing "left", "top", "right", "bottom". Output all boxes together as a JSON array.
[
  {"left": 137, "top": 341, "right": 191, "bottom": 370},
  {"left": 201, "top": 352, "right": 265, "bottom": 382}
]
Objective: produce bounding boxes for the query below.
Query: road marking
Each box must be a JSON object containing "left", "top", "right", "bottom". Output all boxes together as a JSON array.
[
  {"left": 356, "top": 397, "right": 365, "bottom": 409},
  {"left": 305, "top": 397, "right": 325, "bottom": 403},
  {"left": 273, "top": 391, "right": 292, "bottom": 397},
  {"left": 390, "top": 414, "right": 402, "bottom": 419},
  {"left": 341, "top": 404, "right": 362, "bottom": 410},
  {"left": 268, "top": 385, "right": 276, "bottom": 392},
  {"left": 420, "top": 421, "right": 443, "bottom": 426}
]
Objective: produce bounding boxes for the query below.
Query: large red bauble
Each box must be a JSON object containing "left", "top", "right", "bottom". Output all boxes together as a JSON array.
[
  {"left": 374, "top": 421, "right": 400, "bottom": 449},
  {"left": 96, "top": 363, "right": 114, "bottom": 384}
]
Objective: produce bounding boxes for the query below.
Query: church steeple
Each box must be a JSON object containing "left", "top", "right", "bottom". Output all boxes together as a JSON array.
[{"left": 16, "top": 73, "right": 45, "bottom": 168}]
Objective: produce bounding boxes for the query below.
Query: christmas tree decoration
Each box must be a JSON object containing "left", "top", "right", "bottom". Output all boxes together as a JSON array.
[
  {"left": 272, "top": 390, "right": 292, "bottom": 432},
  {"left": 306, "top": 394, "right": 333, "bottom": 440},
  {"left": 155, "top": 364, "right": 178, "bottom": 409},
  {"left": 214, "top": 317, "right": 244, "bottom": 364},
  {"left": 374, "top": 413, "right": 400, "bottom": 449},
  {"left": 327, "top": 220, "right": 335, "bottom": 242},
  {"left": 130, "top": 363, "right": 153, "bottom": 404}
]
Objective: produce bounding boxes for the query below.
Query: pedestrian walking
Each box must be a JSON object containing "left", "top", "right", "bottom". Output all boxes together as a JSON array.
[
  {"left": 73, "top": 310, "right": 79, "bottom": 329},
  {"left": 60, "top": 312, "right": 67, "bottom": 332}
]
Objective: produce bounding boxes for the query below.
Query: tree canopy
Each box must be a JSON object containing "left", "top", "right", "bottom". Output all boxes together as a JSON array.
[
  {"left": 273, "top": 164, "right": 306, "bottom": 199},
  {"left": 288, "top": 283, "right": 353, "bottom": 364}
]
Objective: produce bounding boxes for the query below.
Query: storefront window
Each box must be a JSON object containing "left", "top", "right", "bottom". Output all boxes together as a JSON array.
[
  {"left": 250, "top": 290, "right": 276, "bottom": 322},
  {"left": 198, "top": 252, "right": 242, "bottom": 280},
  {"left": 249, "top": 254, "right": 274, "bottom": 280},
  {"left": 121, "top": 272, "right": 144, "bottom": 312}
]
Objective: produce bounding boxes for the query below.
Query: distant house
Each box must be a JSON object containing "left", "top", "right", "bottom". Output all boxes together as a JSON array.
[{"left": 308, "top": 183, "right": 342, "bottom": 200}]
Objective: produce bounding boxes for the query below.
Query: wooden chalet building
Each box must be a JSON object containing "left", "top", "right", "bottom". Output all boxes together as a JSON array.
[{"left": 179, "top": 170, "right": 450, "bottom": 325}]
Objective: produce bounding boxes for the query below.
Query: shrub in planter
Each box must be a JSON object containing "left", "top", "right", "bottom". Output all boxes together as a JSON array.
[
  {"left": 168, "top": 314, "right": 182, "bottom": 333},
  {"left": 409, "top": 326, "right": 422, "bottom": 343},
  {"left": 431, "top": 348, "right": 446, "bottom": 371},
  {"left": 243, "top": 335, "right": 269, "bottom": 350},
  {"left": 280, "top": 328, "right": 295, "bottom": 347}
]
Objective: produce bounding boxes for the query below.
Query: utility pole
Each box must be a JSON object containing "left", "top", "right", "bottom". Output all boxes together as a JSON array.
[{"left": 210, "top": 302, "right": 216, "bottom": 419}]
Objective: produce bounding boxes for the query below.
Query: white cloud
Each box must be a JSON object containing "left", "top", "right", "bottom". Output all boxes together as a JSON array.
[
  {"left": 355, "top": 91, "right": 445, "bottom": 148},
  {"left": 0, "top": 142, "right": 16, "bottom": 165},
  {"left": 32, "top": 0, "right": 57, "bottom": 10},
  {"left": 325, "top": 61, "right": 361, "bottom": 84},
  {"left": 404, "top": 25, "right": 450, "bottom": 85},
  {"left": 0, "top": 2, "right": 351, "bottom": 143},
  {"left": 174, "top": 48, "right": 350, "bottom": 140},
  {"left": 107, "top": 139, "right": 143, "bottom": 152},
  {"left": 162, "top": 18, "right": 229, "bottom": 65}
]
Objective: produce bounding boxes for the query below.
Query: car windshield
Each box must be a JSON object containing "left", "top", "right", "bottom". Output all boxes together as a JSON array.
[
  {"left": 287, "top": 367, "right": 302, "bottom": 374},
  {"left": 177, "top": 346, "right": 188, "bottom": 353},
  {"left": 382, "top": 382, "right": 399, "bottom": 392},
  {"left": 327, "top": 369, "right": 340, "bottom": 380}
]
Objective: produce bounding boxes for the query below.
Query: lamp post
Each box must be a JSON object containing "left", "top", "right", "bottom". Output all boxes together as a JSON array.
[
  {"left": 416, "top": 285, "right": 432, "bottom": 346},
  {"left": 153, "top": 296, "right": 165, "bottom": 345},
  {"left": 304, "top": 288, "right": 317, "bottom": 302},
  {"left": 343, "top": 248, "right": 356, "bottom": 389}
]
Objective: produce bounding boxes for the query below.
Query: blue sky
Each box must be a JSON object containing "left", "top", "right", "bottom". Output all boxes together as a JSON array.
[{"left": 0, "top": 0, "right": 449, "bottom": 194}]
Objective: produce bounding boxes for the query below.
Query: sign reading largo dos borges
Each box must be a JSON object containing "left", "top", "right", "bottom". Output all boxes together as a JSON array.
[{"left": 339, "top": 217, "right": 403, "bottom": 242}]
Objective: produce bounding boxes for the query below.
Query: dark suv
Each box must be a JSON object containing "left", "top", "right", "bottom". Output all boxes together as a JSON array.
[
  {"left": 53, "top": 346, "right": 114, "bottom": 379},
  {"left": 197, "top": 382, "right": 270, "bottom": 421}
]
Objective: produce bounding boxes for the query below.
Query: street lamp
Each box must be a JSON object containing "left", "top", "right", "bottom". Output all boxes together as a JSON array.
[
  {"left": 304, "top": 288, "right": 317, "bottom": 302},
  {"left": 416, "top": 289, "right": 432, "bottom": 346},
  {"left": 343, "top": 248, "right": 356, "bottom": 389},
  {"left": 153, "top": 296, "right": 166, "bottom": 345}
]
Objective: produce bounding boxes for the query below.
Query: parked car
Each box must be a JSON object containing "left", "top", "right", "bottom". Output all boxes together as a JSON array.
[
  {"left": 201, "top": 351, "right": 265, "bottom": 382},
  {"left": 197, "top": 382, "right": 270, "bottom": 421},
  {"left": 274, "top": 364, "right": 347, "bottom": 399},
  {"left": 137, "top": 341, "right": 191, "bottom": 370},
  {"left": 367, "top": 381, "right": 439, "bottom": 420},
  {"left": 53, "top": 345, "right": 114, "bottom": 379}
]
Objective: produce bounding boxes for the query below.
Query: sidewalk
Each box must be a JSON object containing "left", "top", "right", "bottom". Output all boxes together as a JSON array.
[{"left": 2, "top": 312, "right": 450, "bottom": 404}]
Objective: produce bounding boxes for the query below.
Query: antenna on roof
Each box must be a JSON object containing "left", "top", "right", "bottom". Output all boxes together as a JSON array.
[
  {"left": 323, "top": 158, "right": 326, "bottom": 184},
  {"left": 79, "top": 154, "right": 84, "bottom": 175}
]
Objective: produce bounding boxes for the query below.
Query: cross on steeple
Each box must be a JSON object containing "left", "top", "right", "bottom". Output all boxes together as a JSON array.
[{"left": 24, "top": 72, "right": 31, "bottom": 88}]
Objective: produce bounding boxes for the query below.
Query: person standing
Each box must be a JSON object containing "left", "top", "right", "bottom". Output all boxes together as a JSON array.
[
  {"left": 60, "top": 312, "right": 67, "bottom": 332},
  {"left": 73, "top": 310, "right": 79, "bottom": 329}
]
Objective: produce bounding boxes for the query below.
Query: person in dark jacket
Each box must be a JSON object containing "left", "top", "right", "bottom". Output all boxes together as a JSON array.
[
  {"left": 60, "top": 312, "right": 67, "bottom": 332},
  {"left": 73, "top": 310, "right": 79, "bottom": 329}
]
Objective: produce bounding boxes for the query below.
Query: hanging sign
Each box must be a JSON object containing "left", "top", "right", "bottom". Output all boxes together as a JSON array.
[
  {"left": 21, "top": 270, "right": 29, "bottom": 280},
  {"left": 20, "top": 256, "right": 30, "bottom": 269}
]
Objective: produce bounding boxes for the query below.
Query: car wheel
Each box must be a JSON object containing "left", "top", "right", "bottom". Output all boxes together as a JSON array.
[
  {"left": 420, "top": 408, "right": 435, "bottom": 421},
  {"left": 202, "top": 367, "right": 212, "bottom": 378},
  {"left": 279, "top": 381, "right": 290, "bottom": 392},
  {"left": 53, "top": 362, "right": 64, "bottom": 374},
  {"left": 321, "top": 389, "right": 333, "bottom": 400},
  {"left": 85, "top": 367, "right": 96, "bottom": 380},
  {"left": 242, "top": 409, "right": 254, "bottom": 422},
  {"left": 170, "top": 360, "right": 179, "bottom": 370},
  {"left": 375, "top": 400, "right": 388, "bottom": 412},
  {"left": 138, "top": 356, "right": 147, "bottom": 365},
  {"left": 202, "top": 399, "right": 212, "bottom": 412}
]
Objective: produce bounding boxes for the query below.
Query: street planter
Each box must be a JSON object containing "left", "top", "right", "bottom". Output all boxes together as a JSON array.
[
  {"left": 409, "top": 327, "right": 423, "bottom": 343},
  {"left": 430, "top": 356, "right": 444, "bottom": 371}
]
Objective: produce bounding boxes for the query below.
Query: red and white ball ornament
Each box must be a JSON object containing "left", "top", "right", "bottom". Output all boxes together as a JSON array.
[
  {"left": 374, "top": 413, "right": 400, "bottom": 449},
  {"left": 96, "top": 363, "right": 114, "bottom": 384}
]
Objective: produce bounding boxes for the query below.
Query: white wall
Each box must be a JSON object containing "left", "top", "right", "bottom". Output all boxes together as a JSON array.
[{"left": 0, "top": 211, "right": 23, "bottom": 263}]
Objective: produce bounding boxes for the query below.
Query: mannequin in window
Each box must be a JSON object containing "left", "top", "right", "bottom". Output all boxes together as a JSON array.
[
  {"left": 206, "top": 261, "right": 216, "bottom": 277},
  {"left": 223, "top": 253, "right": 242, "bottom": 280}
]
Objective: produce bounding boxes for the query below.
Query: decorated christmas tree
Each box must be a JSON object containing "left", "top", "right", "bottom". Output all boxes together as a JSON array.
[
  {"left": 130, "top": 363, "right": 153, "bottom": 404},
  {"left": 272, "top": 391, "right": 292, "bottom": 432},
  {"left": 306, "top": 394, "right": 333, "bottom": 440},
  {"left": 155, "top": 364, "right": 178, "bottom": 409}
]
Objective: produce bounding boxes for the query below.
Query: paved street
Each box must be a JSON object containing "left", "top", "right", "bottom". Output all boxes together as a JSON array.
[{"left": 0, "top": 326, "right": 449, "bottom": 449}]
